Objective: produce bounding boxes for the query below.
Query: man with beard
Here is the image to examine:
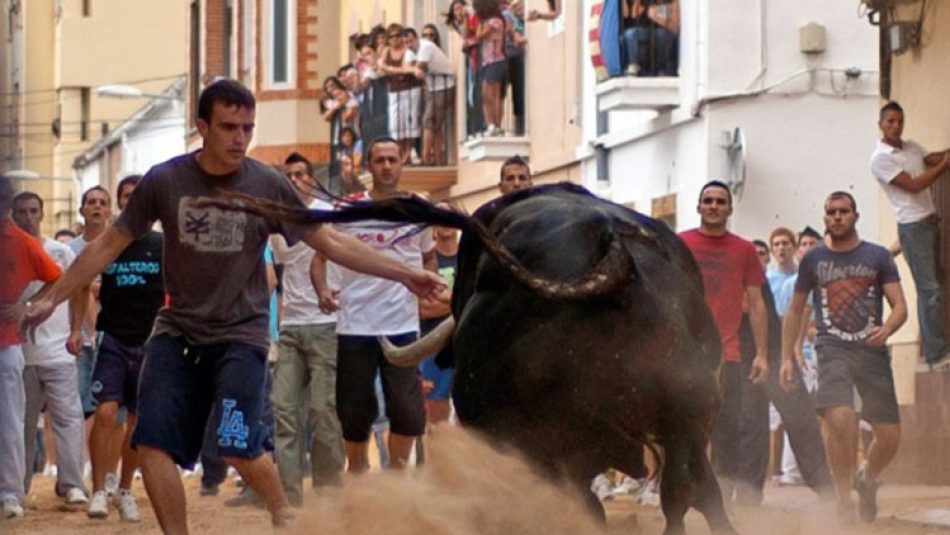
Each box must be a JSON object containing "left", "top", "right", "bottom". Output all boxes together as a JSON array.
[{"left": 781, "top": 191, "right": 907, "bottom": 524}]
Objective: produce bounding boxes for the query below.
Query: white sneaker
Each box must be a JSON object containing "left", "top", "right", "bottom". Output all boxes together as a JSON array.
[
  {"left": 65, "top": 487, "right": 89, "bottom": 505},
  {"left": 115, "top": 490, "right": 141, "bottom": 523},
  {"left": 2, "top": 498, "right": 24, "bottom": 519},
  {"left": 87, "top": 490, "right": 109, "bottom": 519},
  {"left": 42, "top": 463, "right": 58, "bottom": 478},
  {"left": 104, "top": 472, "right": 119, "bottom": 497}
]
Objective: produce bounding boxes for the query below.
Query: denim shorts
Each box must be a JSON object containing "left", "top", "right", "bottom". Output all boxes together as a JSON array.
[
  {"left": 76, "top": 344, "right": 97, "bottom": 417},
  {"left": 815, "top": 344, "right": 900, "bottom": 424},
  {"left": 131, "top": 334, "right": 270, "bottom": 469},
  {"left": 91, "top": 333, "right": 146, "bottom": 413}
]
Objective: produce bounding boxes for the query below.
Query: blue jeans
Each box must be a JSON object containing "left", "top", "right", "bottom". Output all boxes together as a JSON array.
[
  {"left": 622, "top": 27, "right": 678, "bottom": 76},
  {"left": 898, "top": 217, "right": 949, "bottom": 362}
]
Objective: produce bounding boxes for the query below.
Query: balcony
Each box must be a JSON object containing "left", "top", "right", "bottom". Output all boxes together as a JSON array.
[
  {"left": 464, "top": 135, "right": 531, "bottom": 162},
  {"left": 401, "top": 165, "right": 458, "bottom": 197},
  {"left": 595, "top": 76, "right": 680, "bottom": 112}
]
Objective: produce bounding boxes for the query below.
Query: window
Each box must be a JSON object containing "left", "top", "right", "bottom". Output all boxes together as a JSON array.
[
  {"left": 80, "top": 87, "right": 90, "bottom": 141},
  {"left": 82, "top": 0, "right": 91, "bottom": 17},
  {"left": 190, "top": 1, "right": 201, "bottom": 119},
  {"left": 224, "top": 0, "right": 233, "bottom": 78},
  {"left": 267, "top": 0, "right": 295, "bottom": 87}
]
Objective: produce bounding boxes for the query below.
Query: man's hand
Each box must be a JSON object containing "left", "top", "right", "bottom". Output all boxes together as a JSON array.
[
  {"left": 66, "top": 330, "right": 83, "bottom": 356},
  {"left": 748, "top": 354, "right": 768, "bottom": 384},
  {"left": 866, "top": 325, "right": 890, "bottom": 348},
  {"left": 403, "top": 269, "right": 447, "bottom": 300},
  {"left": 18, "top": 299, "right": 56, "bottom": 344},
  {"left": 779, "top": 359, "right": 797, "bottom": 392},
  {"left": 0, "top": 303, "right": 25, "bottom": 324},
  {"left": 317, "top": 288, "right": 340, "bottom": 315}
]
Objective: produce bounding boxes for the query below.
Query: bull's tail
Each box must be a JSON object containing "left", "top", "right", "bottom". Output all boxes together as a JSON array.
[{"left": 194, "top": 190, "right": 640, "bottom": 301}]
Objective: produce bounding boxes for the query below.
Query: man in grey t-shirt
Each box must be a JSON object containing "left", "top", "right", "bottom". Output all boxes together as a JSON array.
[
  {"left": 781, "top": 191, "right": 907, "bottom": 525},
  {"left": 20, "top": 80, "right": 445, "bottom": 531}
]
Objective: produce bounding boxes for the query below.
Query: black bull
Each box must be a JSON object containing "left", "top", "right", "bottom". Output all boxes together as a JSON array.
[{"left": 197, "top": 183, "right": 736, "bottom": 535}]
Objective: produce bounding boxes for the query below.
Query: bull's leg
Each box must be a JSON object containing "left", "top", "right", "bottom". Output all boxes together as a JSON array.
[
  {"left": 689, "top": 439, "right": 738, "bottom": 534},
  {"left": 658, "top": 442, "right": 691, "bottom": 535}
]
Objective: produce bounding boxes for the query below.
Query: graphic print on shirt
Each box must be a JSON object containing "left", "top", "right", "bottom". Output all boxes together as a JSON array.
[
  {"left": 103, "top": 255, "right": 161, "bottom": 288},
  {"left": 816, "top": 261, "right": 879, "bottom": 343},
  {"left": 178, "top": 197, "right": 247, "bottom": 252}
]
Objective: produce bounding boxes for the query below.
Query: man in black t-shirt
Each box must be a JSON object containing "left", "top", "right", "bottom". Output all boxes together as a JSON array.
[{"left": 86, "top": 175, "right": 164, "bottom": 522}]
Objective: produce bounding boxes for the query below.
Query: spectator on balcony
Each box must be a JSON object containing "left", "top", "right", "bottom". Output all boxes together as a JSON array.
[
  {"left": 338, "top": 126, "right": 363, "bottom": 172},
  {"left": 378, "top": 23, "right": 424, "bottom": 165},
  {"left": 621, "top": 0, "right": 680, "bottom": 77},
  {"left": 321, "top": 76, "right": 360, "bottom": 161},
  {"left": 407, "top": 25, "right": 456, "bottom": 166},
  {"left": 474, "top": 0, "right": 508, "bottom": 137},
  {"left": 503, "top": 1, "right": 528, "bottom": 136},
  {"left": 527, "top": 0, "right": 560, "bottom": 21},
  {"left": 337, "top": 64, "right": 361, "bottom": 96},
  {"left": 447, "top": 0, "right": 485, "bottom": 138},
  {"left": 355, "top": 35, "right": 389, "bottom": 154},
  {"left": 370, "top": 25, "right": 388, "bottom": 56}
]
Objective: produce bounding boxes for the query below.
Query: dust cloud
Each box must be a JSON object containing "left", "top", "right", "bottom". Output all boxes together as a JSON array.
[{"left": 295, "top": 425, "right": 607, "bottom": 535}]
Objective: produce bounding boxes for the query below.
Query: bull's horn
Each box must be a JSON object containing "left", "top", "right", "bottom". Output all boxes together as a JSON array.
[{"left": 380, "top": 317, "right": 456, "bottom": 367}]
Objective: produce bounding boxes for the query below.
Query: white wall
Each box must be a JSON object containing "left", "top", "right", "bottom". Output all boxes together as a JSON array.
[
  {"left": 123, "top": 101, "right": 186, "bottom": 175},
  {"left": 580, "top": 0, "right": 879, "bottom": 241}
]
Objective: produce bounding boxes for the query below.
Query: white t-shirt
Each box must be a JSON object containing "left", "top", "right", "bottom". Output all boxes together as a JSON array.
[
  {"left": 415, "top": 39, "right": 456, "bottom": 91},
  {"left": 333, "top": 192, "right": 434, "bottom": 335},
  {"left": 67, "top": 233, "right": 100, "bottom": 346},
  {"left": 270, "top": 199, "right": 339, "bottom": 327},
  {"left": 22, "top": 238, "right": 75, "bottom": 366},
  {"left": 871, "top": 139, "right": 935, "bottom": 224}
]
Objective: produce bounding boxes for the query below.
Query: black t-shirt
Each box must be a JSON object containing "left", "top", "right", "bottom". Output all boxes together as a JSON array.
[
  {"left": 420, "top": 251, "right": 457, "bottom": 334},
  {"left": 96, "top": 230, "right": 165, "bottom": 345}
]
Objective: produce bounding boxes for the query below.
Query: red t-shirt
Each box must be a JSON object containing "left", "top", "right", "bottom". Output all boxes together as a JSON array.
[
  {"left": 0, "top": 221, "right": 62, "bottom": 346},
  {"left": 679, "top": 229, "right": 764, "bottom": 363}
]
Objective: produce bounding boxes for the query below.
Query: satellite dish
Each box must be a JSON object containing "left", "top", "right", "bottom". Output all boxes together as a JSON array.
[{"left": 725, "top": 127, "right": 747, "bottom": 199}]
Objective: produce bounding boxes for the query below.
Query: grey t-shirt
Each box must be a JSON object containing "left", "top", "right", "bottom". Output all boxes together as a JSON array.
[
  {"left": 795, "top": 241, "right": 900, "bottom": 351},
  {"left": 115, "top": 152, "right": 311, "bottom": 348}
]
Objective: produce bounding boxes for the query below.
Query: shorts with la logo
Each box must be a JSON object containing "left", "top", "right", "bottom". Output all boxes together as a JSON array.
[{"left": 130, "top": 334, "right": 271, "bottom": 467}]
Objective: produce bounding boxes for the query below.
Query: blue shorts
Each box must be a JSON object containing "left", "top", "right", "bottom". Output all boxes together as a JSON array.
[
  {"left": 420, "top": 357, "right": 454, "bottom": 400},
  {"left": 131, "top": 334, "right": 271, "bottom": 469},
  {"left": 76, "top": 345, "right": 97, "bottom": 417},
  {"left": 92, "top": 333, "right": 146, "bottom": 414}
]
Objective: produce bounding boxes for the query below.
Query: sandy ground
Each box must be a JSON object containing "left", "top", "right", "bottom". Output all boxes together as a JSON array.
[{"left": 6, "top": 427, "right": 950, "bottom": 534}]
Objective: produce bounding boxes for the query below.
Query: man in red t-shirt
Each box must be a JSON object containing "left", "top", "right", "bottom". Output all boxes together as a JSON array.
[
  {"left": 679, "top": 180, "right": 768, "bottom": 501},
  {"left": 0, "top": 175, "right": 62, "bottom": 519}
]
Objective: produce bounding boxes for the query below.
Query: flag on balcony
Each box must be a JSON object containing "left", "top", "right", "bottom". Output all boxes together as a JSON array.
[{"left": 590, "top": 0, "right": 623, "bottom": 81}]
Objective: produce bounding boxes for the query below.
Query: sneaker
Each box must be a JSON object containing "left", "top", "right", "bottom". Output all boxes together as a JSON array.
[
  {"left": 115, "top": 490, "right": 141, "bottom": 523},
  {"left": 87, "top": 490, "right": 109, "bottom": 519},
  {"left": 853, "top": 468, "right": 879, "bottom": 522},
  {"left": 636, "top": 479, "right": 660, "bottom": 507},
  {"left": 2, "top": 498, "right": 24, "bottom": 519},
  {"left": 104, "top": 472, "right": 119, "bottom": 497},
  {"left": 224, "top": 488, "right": 265, "bottom": 509},
  {"left": 65, "top": 487, "right": 88, "bottom": 505},
  {"left": 929, "top": 353, "right": 950, "bottom": 370},
  {"left": 591, "top": 474, "right": 613, "bottom": 501},
  {"left": 626, "top": 63, "right": 641, "bottom": 76},
  {"left": 776, "top": 473, "right": 805, "bottom": 486},
  {"left": 42, "top": 463, "right": 58, "bottom": 478},
  {"left": 199, "top": 483, "right": 220, "bottom": 497}
]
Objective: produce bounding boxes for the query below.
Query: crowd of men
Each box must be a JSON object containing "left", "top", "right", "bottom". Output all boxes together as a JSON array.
[{"left": 0, "top": 73, "right": 945, "bottom": 532}]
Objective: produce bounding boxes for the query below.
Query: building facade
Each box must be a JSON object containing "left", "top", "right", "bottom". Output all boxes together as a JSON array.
[{"left": 4, "top": 0, "right": 187, "bottom": 234}]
